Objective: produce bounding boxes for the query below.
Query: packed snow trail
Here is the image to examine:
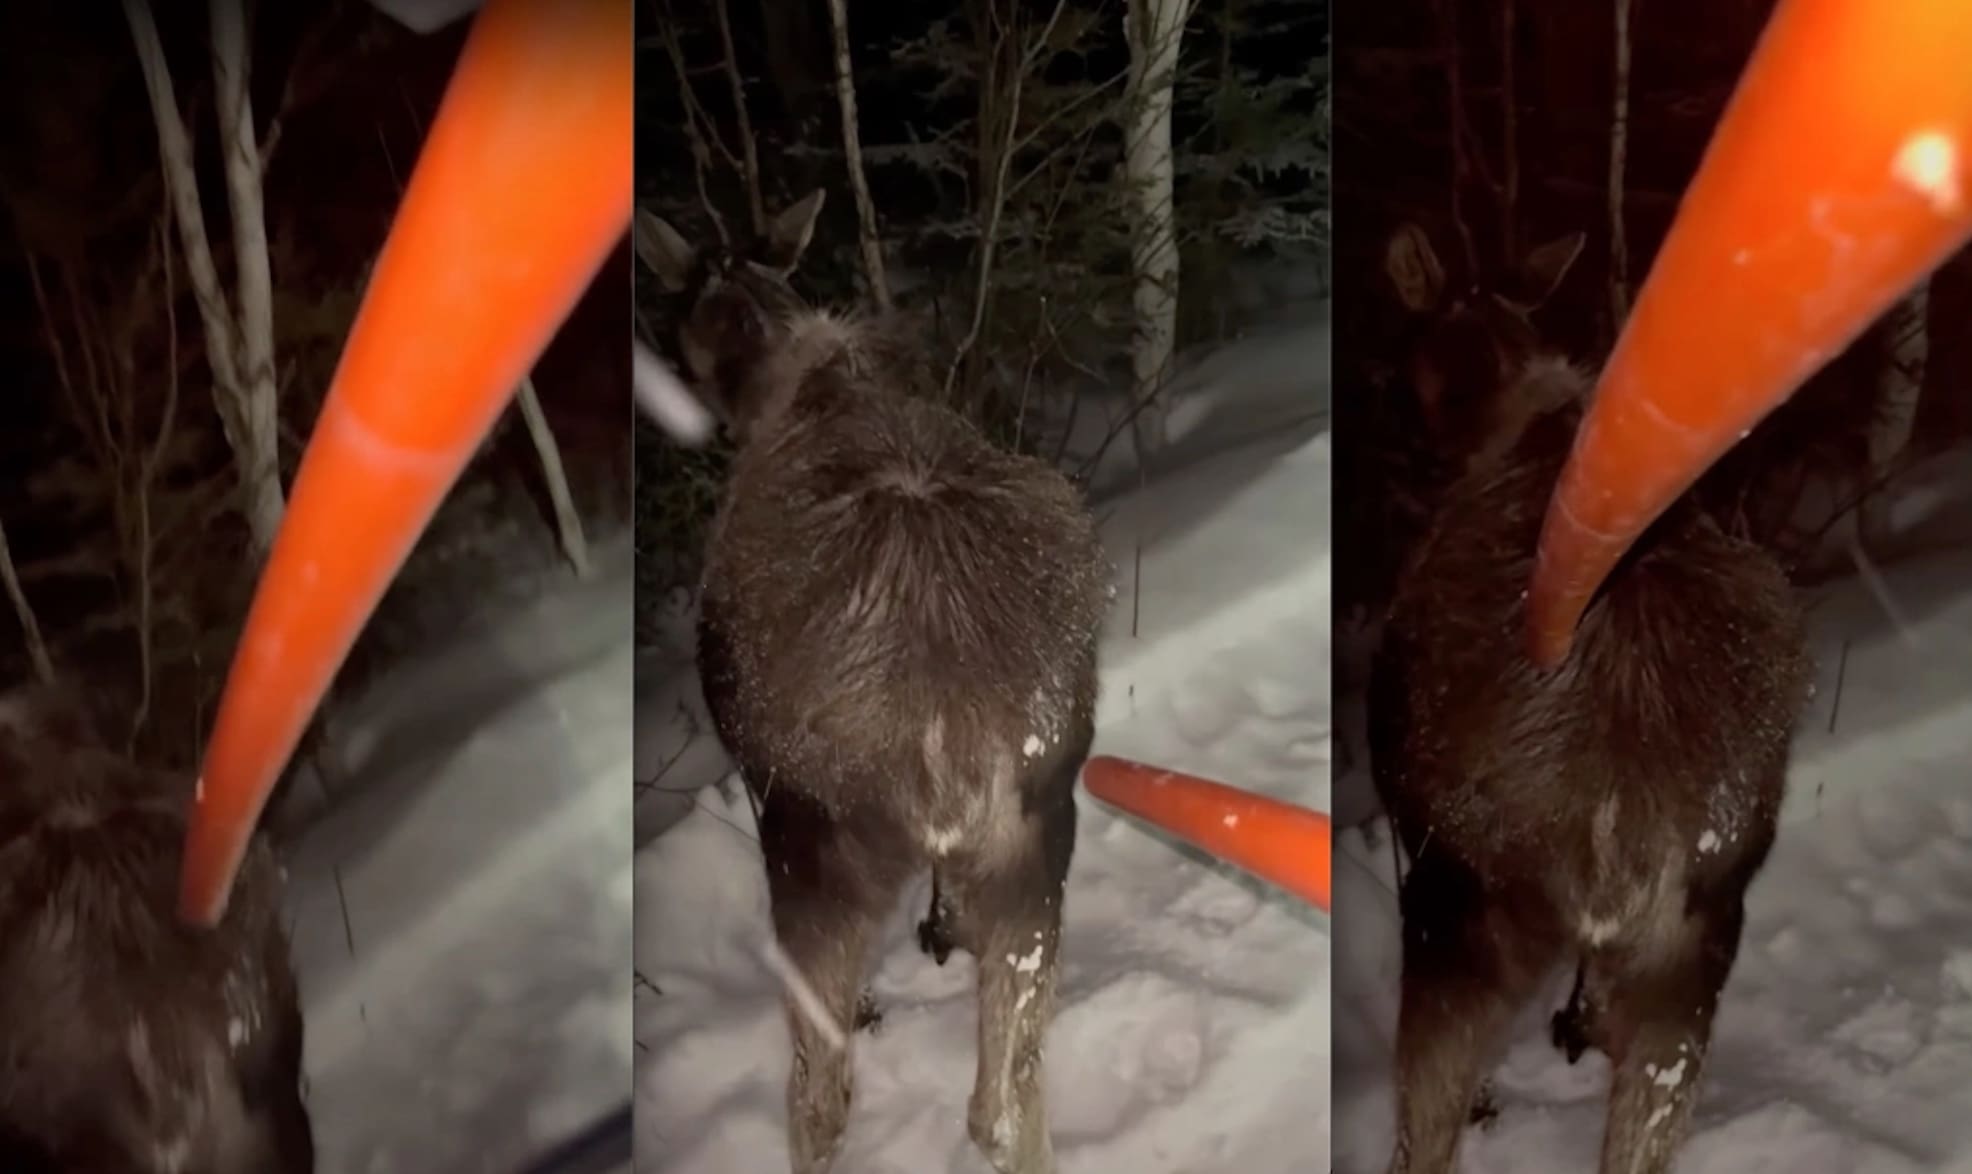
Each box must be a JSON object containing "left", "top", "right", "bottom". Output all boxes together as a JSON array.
[{"left": 286, "top": 538, "right": 635, "bottom": 1174}]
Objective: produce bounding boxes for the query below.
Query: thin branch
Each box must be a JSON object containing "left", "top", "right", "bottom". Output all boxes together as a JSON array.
[
  {"left": 132, "top": 214, "right": 181, "bottom": 743},
  {"left": 655, "top": 6, "right": 733, "bottom": 247},
  {"left": 514, "top": 376, "right": 592, "bottom": 578},
  {"left": 826, "top": 0, "right": 892, "bottom": 309},
  {"left": 711, "top": 0, "right": 766, "bottom": 234},
  {"left": 0, "top": 514, "right": 54, "bottom": 684},
  {"left": 944, "top": 0, "right": 1073, "bottom": 400},
  {"left": 1004, "top": 69, "right": 1130, "bottom": 206},
  {"left": 21, "top": 254, "right": 99, "bottom": 467}
]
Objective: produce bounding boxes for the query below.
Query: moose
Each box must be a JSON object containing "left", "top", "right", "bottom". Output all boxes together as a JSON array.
[
  {"left": 638, "top": 189, "right": 1112, "bottom": 1174},
  {"left": 1368, "top": 221, "right": 1813, "bottom": 1174}
]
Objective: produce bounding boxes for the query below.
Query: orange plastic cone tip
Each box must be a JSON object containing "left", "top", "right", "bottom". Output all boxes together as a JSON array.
[
  {"left": 179, "top": 0, "right": 632, "bottom": 927},
  {"left": 1082, "top": 755, "right": 1332, "bottom": 911},
  {"left": 1527, "top": 0, "right": 1972, "bottom": 669}
]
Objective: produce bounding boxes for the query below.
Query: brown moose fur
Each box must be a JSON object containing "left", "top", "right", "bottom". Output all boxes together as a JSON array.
[
  {"left": 638, "top": 191, "right": 1112, "bottom": 1174},
  {"left": 1368, "top": 224, "right": 1814, "bottom": 1174},
  {"left": 0, "top": 686, "right": 313, "bottom": 1173}
]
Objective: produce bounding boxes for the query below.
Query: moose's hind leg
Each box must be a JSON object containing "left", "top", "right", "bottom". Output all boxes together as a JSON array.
[
  {"left": 755, "top": 785, "right": 914, "bottom": 1174},
  {"left": 1593, "top": 898, "right": 1747, "bottom": 1174},
  {"left": 1389, "top": 855, "right": 1560, "bottom": 1174},
  {"left": 938, "top": 752, "right": 1081, "bottom": 1174}
]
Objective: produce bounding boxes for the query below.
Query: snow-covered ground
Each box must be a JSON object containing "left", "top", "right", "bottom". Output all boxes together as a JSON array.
[
  {"left": 285, "top": 536, "right": 636, "bottom": 1174},
  {"left": 1332, "top": 463, "right": 1972, "bottom": 1173},
  {"left": 633, "top": 314, "right": 1334, "bottom": 1174}
]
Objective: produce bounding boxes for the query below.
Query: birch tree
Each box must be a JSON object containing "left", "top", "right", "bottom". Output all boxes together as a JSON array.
[
  {"left": 1122, "top": 0, "right": 1198, "bottom": 460},
  {"left": 122, "top": 0, "right": 286, "bottom": 557}
]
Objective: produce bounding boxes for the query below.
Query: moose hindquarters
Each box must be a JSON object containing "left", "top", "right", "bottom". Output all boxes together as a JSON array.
[
  {"left": 1369, "top": 388, "right": 1810, "bottom": 1173},
  {"left": 1590, "top": 896, "right": 1749, "bottom": 1174},
  {"left": 1384, "top": 851, "right": 1567, "bottom": 1174},
  {"left": 0, "top": 695, "right": 311, "bottom": 1174}
]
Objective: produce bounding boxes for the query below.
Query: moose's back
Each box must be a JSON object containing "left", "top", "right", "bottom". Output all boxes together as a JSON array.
[
  {"left": 701, "top": 338, "right": 1112, "bottom": 833},
  {"left": 0, "top": 687, "right": 313, "bottom": 1173}
]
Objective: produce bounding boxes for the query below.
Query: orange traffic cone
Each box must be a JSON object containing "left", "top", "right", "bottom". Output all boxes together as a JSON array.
[
  {"left": 1529, "top": 0, "right": 1972, "bottom": 668},
  {"left": 1082, "top": 755, "right": 1332, "bottom": 911},
  {"left": 179, "top": 0, "right": 632, "bottom": 927}
]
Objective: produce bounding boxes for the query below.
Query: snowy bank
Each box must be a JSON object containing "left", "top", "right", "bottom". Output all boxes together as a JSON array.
[{"left": 287, "top": 538, "right": 635, "bottom": 1174}]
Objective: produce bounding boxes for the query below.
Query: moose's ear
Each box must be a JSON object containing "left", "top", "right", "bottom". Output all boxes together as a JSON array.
[
  {"left": 1384, "top": 222, "right": 1447, "bottom": 314},
  {"left": 1517, "top": 230, "right": 1586, "bottom": 310},
  {"left": 760, "top": 189, "right": 826, "bottom": 276},
  {"left": 635, "top": 207, "right": 697, "bottom": 293}
]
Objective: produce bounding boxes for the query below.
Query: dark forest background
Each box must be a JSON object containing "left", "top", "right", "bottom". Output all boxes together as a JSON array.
[
  {"left": 0, "top": 0, "right": 630, "bottom": 797},
  {"left": 633, "top": 0, "right": 1331, "bottom": 644}
]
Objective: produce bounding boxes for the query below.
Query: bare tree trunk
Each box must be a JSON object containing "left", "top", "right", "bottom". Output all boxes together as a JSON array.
[
  {"left": 1607, "top": 0, "right": 1633, "bottom": 332},
  {"left": 826, "top": 0, "right": 892, "bottom": 309},
  {"left": 514, "top": 376, "right": 591, "bottom": 579},
  {"left": 122, "top": 0, "right": 286, "bottom": 557},
  {"left": 1122, "top": 0, "right": 1195, "bottom": 461},
  {"left": 208, "top": 0, "right": 285, "bottom": 556},
  {"left": 0, "top": 516, "right": 55, "bottom": 685}
]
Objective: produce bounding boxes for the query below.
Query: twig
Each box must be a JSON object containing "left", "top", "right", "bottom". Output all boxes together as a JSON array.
[
  {"left": 711, "top": 0, "right": 766, "bottom": 234},
  {"left": 133, "top": 214, "right": 183, "bottom": 743},
  {"left": 333, "top": 861, "right": 358, "bottom": 958},
  {"left": 943, "top": 0, "right": 1073, "bottom": 402},
  {"left": 1076, "top": 373, "right": 1180, "bottom": 484},
  {"left": 1846, "top": 532, "right": 1917, "bottom": 648},
  {"left": 759, "top": 936, "right": 847, "bottom": 1054},
  {"left": 633, "top": 704, "right": 699, "bottom": 797},
  {"left": 1791, "top": 446, "right": 1936, "bottom": 562},
  {"left": 514, "top": 376, "right": 592, "bottom": 579},
  {"left": 1005, "top": 69, "right": 1130, "bottom": 203},
  {"left": 1826, "top": 637, "right": 1850, "bottom": 735},
  {"left": 655, "top": 5, "right": 733, "bottom": 247},
  {"left": 0, "top": 518, "right": 55, "bottom": 684}
]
